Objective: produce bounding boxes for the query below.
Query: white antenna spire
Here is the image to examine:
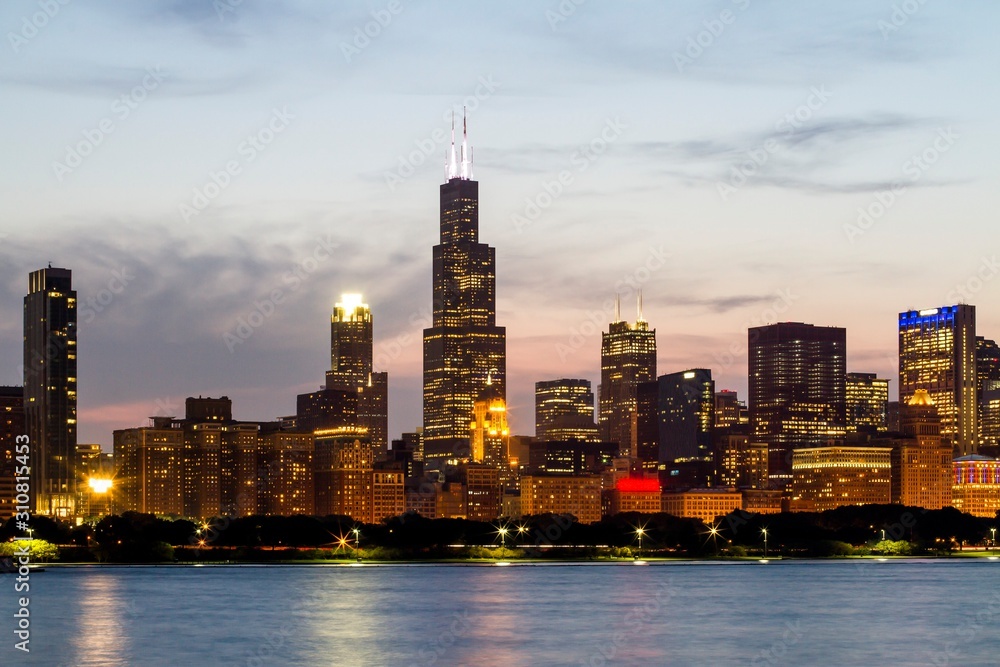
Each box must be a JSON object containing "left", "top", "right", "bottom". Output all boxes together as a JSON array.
[
  {"left": 637, "top": 290, "right": 645, "bottom": 322},
  {"left": 460, "top": 106, "right": 470, "bottom": 180},
  {"left": 447, "top": 111, "right": 459, "bottom": 180},
  {"left": 614, "top": 293, "right": 621, "bottom": 323}
]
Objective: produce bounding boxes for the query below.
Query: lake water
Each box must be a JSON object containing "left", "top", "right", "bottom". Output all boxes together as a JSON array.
[{"left": 2, "top": 559, "right": 999, "bottom": 666}]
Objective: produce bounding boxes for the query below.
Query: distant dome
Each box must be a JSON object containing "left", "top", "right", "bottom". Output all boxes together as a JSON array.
[{"left": 908, "top": 389, "right": 935, "bottom": 406}]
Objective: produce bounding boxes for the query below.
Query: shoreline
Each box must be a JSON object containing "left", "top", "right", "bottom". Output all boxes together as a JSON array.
[{"left": 22, "top": 554, "right": 1000, "bottom": 568}]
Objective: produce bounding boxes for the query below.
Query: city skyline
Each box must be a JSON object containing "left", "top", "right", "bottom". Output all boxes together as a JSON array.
[{"left": 2, "top": 1, "right": 999, "bottom": 448}]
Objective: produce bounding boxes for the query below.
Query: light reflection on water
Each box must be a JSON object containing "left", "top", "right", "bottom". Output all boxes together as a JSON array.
[{"left": 2, "top": 560, "right": 999, "bottom": 666}]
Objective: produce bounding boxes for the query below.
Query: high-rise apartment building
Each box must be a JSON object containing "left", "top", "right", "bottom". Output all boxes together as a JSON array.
[
  {"left": 423, "top": 116, "right": 506, "bottom": 464},
  {"left": 846, "top": 372, "right": 889, "bottom": 433},
  {"left": 535, "top": 379, "right": 598, "bottom": 442},
  {"left": 749, "top": 322, "right": 846, "bottom": 487},
  {"left": 599, "top": 300, "right": 656, "bottom": 455},
  {"left": 23, "top": 267, "right": 77, "bottom": 516},
  {"left": 899, "top": 306, "right": 977, "bottom": 455}
]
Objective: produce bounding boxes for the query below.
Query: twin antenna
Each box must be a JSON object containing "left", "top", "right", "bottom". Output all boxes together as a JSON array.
[
  {"left": 445, "top": 107, "right": 473, "bottom": 181},
  {"left": 614, "top": 291, "right": 645, "bottom": 323}
]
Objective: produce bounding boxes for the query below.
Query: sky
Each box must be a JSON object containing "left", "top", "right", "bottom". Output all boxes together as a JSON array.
[{"left": 1, "top": 0, "right": 998, "bottom": 448}]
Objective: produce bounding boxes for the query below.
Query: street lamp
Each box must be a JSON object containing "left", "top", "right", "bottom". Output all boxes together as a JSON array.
[
  {"left": 880, "top": 529, "right": 886, "bottom": 542},
  {"left": 498, "top": 526, "right": 509, "bottom": 559},
  {"left": 352, "top": 528, "right": 361, "bottom": 561},
  {"left": 761, "top": 528, "right": 768, "bottom": 558},
  {"left": 635, "top": 527, "right": 645, "bottom": 556},
  {"left": 991, "top": 527, "right": 996, "bottom": 555},
  {"left": 708, "top": 526, "right": 720, "bottom": 555}
]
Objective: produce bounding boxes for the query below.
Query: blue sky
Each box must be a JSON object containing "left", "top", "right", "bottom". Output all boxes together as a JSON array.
[{"left": 1, "top": 0, "right": 998, "bottom": 446}]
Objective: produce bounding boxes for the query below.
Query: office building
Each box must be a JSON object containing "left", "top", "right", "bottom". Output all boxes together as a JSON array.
[
  {"left": 599, "top": 298, "right": 656, "bottom": 455},
  {"left": 423, "top": 116, "right": 506, "bottom": 464},
  {"left": 643, "top": 369, "right": 715, "bottom": 464},
  {"left": 258, "top": 430, "right": 315, "bottom": 516},
  {"left": 660, "top": 489, "right": 743, "bottom": 524},
  {"left": 899, "top": 305, "right": 977, "bottom": 455},
  {"left": 605, "top": 477, "right": 661, "bottom": 516},
  {"left": 890, "top": 390, "right": 952, "bottom": 509},
  {"left": 951, "top": 455, "right": 1000, "bottom": 518},
  {"left": 469, "top": 381, "right": 509, "bottom": 469},
  {"left": 714, "top": 390, "right": 748, "bottom": 429},
  {"left": 535, "top": 379, "right": 599, "bottom": 442},
  {"left": 520, "top": 474, "right": 602, "bottom": 524},
  {"left": 314, "top": 430, "right": 374, "bottom": 520},
  {"left": 749, "top": 322, "right": 847, "bottom": 487},
  {"left": 325, "top": 294, "right": 388, "bottom": 449},
  {"left": 790, "top": 446, "right": 892, "bottom": 512},
  {"left": 716, "top": 433, "right": 768, "bottom": 489},
  {"left": 846, "top": 372, "right": 889, "bottom": 433},
  {"left": 114, "top": 418, "right": 185, "bottom": 516},
  {"left": 977, "top": 337, "right": 1000, "bottom": 448},
  {"left": 23, "top": 266, "right": 77, "bottom": 516}
]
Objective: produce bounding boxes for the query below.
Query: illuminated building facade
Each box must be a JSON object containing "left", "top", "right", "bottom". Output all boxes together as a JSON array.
[
  {"left": 599, "top": 300, "right": 656, "bottom": 456},
  {"left": 899, "top": 305, "right": 977, "bottom": 455},
  {"left": 535, "top": 379, "right": 599, "bottom": 442},
  {"left": 660, "top": 489, "right": 742, "bottom": 524},
  {"left": 716, "top": 434, "right": 768, "bottom": 489},
  {"left": 890, "top": 390, "right": 952, "bottom": 509},
  {"left": 23, "top": 267, "right": 77, "bottom": 516},
  {"left": 749, "top": 322, "right": 847, "bottom": 487},
  {"left": 469, "top": 381, "right": 509, "bottom": 470},
  {"left": 520, "top": 474, "right": 602, "bottom": 524},
  {"left": 1, "top": 387, "right": 25, "bottom": 517},
  {"left": 605, "top": 477, "right": 661, "bottom": 516},
  {"left": 527, "top": 440, "right": 619, "bottom": 475},
  {"left": 258, "top": 430, "right": 314, "bottom": 516},
  {"left": 951, "top": 455, "right": 1000, "bottom": 518},
  {"left": 114, "top": 419, "right": 185, "bottom": 516},
  {"left": 741, "top": 489, "right": 783, "bottom": 515},
  {"left": 846, "top": 372, "right": 889, "bottom": 433},
  {"left": 714, "top": 390, "right": 748, "bottom": 429},
  {"left": 325, "top": 294, "right": 388, "bottom": 449},
  {"left": 423, "top": 117, "right": 506, "bottom": 464},
  {"left": 790, "top": 446, "right": 892, "bottom": 512},
  {"left": 370, "top": 469, "right": 405, "bottom": 522},
  {"left": 314, "top": 431, "right": 374, "bottom": 520}
]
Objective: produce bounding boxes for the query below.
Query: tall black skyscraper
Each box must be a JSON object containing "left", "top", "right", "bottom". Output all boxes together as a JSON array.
[
  {"left": 599, "top": 296, "right": 656, "bottom": 455},
  {"left": 423, "top": 114, "right": 506, "bottom": 464},
  {"left": 23, "top": 266, "right": 77, "bottom": 516},
  {"left": 749, "top": 322, "right": 846, "bottom": 487}
]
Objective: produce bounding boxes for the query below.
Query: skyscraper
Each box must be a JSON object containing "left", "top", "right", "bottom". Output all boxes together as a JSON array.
[
  {"left": 599, "top": 297, "right": 656, "bottom": 455},
  {"left": 326, "top": 294, "right": 388, "bottom": 449},
  {"left": 535, "top": 379, "right": 598, "bottom": 442},
  {"left": 845, "top": 372, "right": 889, "bottom": 433},
  {"left": 23, "top": 267, "right": 77, "bottom": 516},
  {"left": 898, "top": 305, "right": 977, "bottom": 455},
  {"left": 976, "top": 336, "right": 1000, "bottom": 448},
  {"left": 643, "top": 369, "right": 715, "bottom": 465},
  {"left": 423, "top": 115, "right": 506, "bottom": 464},
  {"left": 749, "top": 322, "right": 846, "bottom": 487}
]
